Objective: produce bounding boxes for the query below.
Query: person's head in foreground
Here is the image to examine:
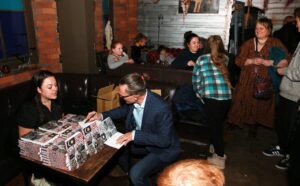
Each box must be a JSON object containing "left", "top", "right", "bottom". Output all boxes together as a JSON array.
[{"left": 157, "top": 159, "right": 225, "bottom": 186}]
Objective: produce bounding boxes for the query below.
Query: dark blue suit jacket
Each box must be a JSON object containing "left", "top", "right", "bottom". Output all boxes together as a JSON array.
[{"left": 102, "top": 91, "right": 181, "bottom": 163}]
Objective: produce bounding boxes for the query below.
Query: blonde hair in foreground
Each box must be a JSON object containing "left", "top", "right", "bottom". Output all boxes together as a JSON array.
[{"left": 157, "top": 159, "right": 225, "bottom": 186}]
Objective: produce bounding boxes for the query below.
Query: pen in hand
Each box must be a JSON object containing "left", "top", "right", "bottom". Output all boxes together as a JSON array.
[
  {"left": 84, "top": 117, "right": 90, "bottom": 123},
  {"left": 84, "top": 113, "right": 96, "bottom": 123}
]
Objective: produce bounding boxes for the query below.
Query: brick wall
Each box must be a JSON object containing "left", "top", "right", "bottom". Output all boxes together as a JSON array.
[
  {"left": 31, "top": 0, "right": 61, "bottom": 72},
  {"left": 113, "top": 0, "right": 137, "bottom": 51},
  {"left": 30, "top": 0, "right": 137, "bottom": 70},
  {"left": 95, "top": 0, "right": 104, "bottom": 52}
]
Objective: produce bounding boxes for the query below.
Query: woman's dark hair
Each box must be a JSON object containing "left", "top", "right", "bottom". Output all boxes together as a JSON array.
[
  {"left": 184, "top": 31, "right": 199, "bottom": 48},
  {"left": 32, "top": 70, "right": 55, "bottom": 91},
  {"left": 31, "top": 70, "right": 59, "bottom": 124},
  {"left": 134, "top": 33, "right": 148, "bottom": 43},
  {"left": 157, "top": 45, "right": 168, "bottom": 53},
  {"left": 119, "top": 72, "right": 150, "bottom": 95},
  {"left": 295, "top": 7, "right": 300, "bottom": 19}
]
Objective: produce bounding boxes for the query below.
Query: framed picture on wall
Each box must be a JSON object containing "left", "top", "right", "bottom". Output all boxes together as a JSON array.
[{"left": 178, "top": 0, "right": 220, "bottom": 14}]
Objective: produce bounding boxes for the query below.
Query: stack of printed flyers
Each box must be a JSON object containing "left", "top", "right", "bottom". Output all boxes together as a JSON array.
[{"left": 19, "top": 114, "right": 124, "bottom": 171}]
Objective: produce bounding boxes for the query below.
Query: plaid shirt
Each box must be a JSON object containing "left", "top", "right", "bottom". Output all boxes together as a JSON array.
[{"left": 192, "top": 54, "right": 232, "bottom": 100}]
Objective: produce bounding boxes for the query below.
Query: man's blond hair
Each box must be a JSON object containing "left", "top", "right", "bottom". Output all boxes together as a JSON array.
[{"left": 157, "top": 159, "right": 225, "bottom": 186}]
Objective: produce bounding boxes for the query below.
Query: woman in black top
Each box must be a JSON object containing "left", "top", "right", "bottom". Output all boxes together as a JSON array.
[
  {"left": 131, "top": 33, "right": 148, "bottom": 64},
  {"left": 17, "top": 70, "right": 63, "bottom": 137},
  {"left": 171, "top": 31, "right": 204, "bottom": 70}
]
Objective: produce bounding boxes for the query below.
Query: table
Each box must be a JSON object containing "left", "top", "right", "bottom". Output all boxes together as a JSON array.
[{"left": 21, "top": 145, "right": 121, "bottom": 185}]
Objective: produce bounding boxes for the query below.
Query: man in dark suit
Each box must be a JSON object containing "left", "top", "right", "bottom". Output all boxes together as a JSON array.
[{"left": 86, "top": 73, "right": 181, "bottom": 186}]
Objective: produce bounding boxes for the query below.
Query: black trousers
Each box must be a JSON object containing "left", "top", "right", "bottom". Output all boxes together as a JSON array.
[
  {"left": 289, "top": 116, "right": 300, "bottom": 186},
  {"left": 275, "top": 96, "right": 298, "bottom": 154},
  {"left": 203, "top": 98, "right": 231, "bottom": 157}
]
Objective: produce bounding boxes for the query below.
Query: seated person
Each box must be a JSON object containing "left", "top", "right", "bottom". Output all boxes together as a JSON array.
[
  {"left": 157, "top": 45, "right": 175, "bottom": 66},
  {"left": 86, "top": 72, "right": 181, "bottom": 186},
  {"left": 131, "top": 33, "right": 148, "bottom": 64},
  {"left": 17, "top": 70, "right": 63, "bottom": 185},
  {"left": 107, "top": 41, "right": 134, "bottom": 69},
  {"left": 171, "top": 31, "right": 204, "bottom": 70},
  {"left": 157, "top": 159, "right": 225, "bottom": 186},
  {"left": 17, "top": 70, "right": 63, "bottom": 137}
]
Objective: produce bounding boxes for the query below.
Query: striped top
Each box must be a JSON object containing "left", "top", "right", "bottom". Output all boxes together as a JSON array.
[{"left": 192, "top": 54, "right": 232, "bottom": 100}]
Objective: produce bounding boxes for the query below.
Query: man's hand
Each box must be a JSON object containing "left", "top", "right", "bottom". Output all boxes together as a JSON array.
[
  {"left": 85, "top": 111, "right": 101, "bottom": 122},
  {"left": 116, "top": 132, "right": 133, "bottom": 146}
]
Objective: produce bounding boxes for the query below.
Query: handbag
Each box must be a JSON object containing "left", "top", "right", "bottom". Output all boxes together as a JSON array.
[
  {"left": 253, "top": 69, "right": 273, "bottom": 100},
  {"left": 253, "top": 37, "right": 273, "bottom": 100}
]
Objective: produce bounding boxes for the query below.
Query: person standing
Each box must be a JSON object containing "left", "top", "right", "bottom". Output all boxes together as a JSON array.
[
  {"left": 86, "top": 73, "right": 181, "bottom": 186},
  {"left": 263, "top": 8, "right": 300, "bottom": 172},
  {"left": 227, "top": 17, "right": 291, "bottom": 131},
  {"left": 273, "top": 14, "right": 299, "bottom": 54},
  {"left": 192, "top": 35, "right": 232, "bottom": 169}
]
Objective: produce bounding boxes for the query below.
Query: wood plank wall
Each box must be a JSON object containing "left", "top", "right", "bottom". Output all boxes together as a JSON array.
[
  {"left": 137, "top": 0, "right": 233, "bottom": 49},
  {"left": 251, "top": 0, "right": 300, "bottom": 31},
  {"left": 137, "top": 0, "right": 299, "bottom": 49}
]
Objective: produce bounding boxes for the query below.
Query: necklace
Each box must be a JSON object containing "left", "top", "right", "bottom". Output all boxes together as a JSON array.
[{"left": 257, "top": 39, "right": 267, "bottom": 45}]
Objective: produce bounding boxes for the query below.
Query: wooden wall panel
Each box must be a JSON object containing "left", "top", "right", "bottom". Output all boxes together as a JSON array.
[
  {"left": 137, "top": 0, "right": 299, "bottom": 49},
  {"left": 250, "top": 0, "right": 300, "bottom": 31},
  {"left": 137, "top": 0, "right": 233, "bottom": 49}
]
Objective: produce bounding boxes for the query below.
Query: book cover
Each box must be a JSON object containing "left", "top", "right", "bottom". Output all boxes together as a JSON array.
[
  {"left": 65, "top": 131, "right": 87, "bottom": 168},
  {"left": 39, "top": 120, "right": 72, "bottom": 134},
  {"left": 20, "top": 129, "right": 58, "bottom": 146},
  {"left": 60, "top": 114, "right": 86, "bottom": 123},
  {"left": 80, "top": 121, "right": 104, "bottom": 154}
]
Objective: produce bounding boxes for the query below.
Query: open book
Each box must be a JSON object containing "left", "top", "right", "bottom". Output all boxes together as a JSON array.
[{"left": 79, "top": 117, "right": 124, "bottom": 149}]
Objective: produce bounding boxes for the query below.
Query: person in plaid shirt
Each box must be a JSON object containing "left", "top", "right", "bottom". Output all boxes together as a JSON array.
[{"left": 192, "top": 35, "right": 232, "bottom": 169}]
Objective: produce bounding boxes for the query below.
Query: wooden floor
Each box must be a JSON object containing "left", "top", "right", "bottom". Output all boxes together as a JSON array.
[
  {"left": 98, "top": 124, "right": 289, "bottom": 186},
  {"left": 6, "top": 124, "right": 288, "bottom": 186}
]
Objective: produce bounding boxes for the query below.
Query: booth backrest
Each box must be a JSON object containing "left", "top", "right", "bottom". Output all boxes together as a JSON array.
[
  {"left": 147, "top": 48, "right": 183, "bottom": 64},
  {"left": 106, "top": 64, "right": 192, "bottom": 86},
  {"left": 0, "top": 69, "right": 193, "bottom": 184}
]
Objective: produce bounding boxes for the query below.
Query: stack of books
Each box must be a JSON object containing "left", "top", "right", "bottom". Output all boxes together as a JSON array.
[
  {"left": 19, "top": 129, "right": 59, "bottom": 161},
  {"left": 18, "top": 114, "right": 121, "bottom": 171}
]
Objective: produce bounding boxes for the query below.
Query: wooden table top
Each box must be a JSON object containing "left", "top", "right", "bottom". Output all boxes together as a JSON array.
[{"left": 21, "top": 145, "right": 119, "bottom": 184}]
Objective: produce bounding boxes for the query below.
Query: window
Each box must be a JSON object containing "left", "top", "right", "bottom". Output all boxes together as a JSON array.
[{"left": 0, "top": 0, "right": 32, "bottom": 64}]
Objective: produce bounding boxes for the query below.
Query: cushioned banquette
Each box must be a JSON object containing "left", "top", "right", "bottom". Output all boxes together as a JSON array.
[{"left": 0, "top": 66, "right": 196, "bottom": 184}]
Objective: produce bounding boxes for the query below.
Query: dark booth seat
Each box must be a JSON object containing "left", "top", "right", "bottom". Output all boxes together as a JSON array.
[{"left": 0, "top": 68, "right": 209, "bottom": 184}]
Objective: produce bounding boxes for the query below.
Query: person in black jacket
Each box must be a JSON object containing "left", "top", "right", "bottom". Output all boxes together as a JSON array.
[
  {"left": 131, "top": 33, "right": 148, "bottom": 64},
  {"left": 273, "top": 15, "right": 299, "bottom": 54},
  {"left": 171, "top": 31, "right": 204, "bottom": 70}
]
